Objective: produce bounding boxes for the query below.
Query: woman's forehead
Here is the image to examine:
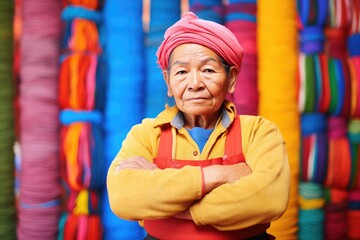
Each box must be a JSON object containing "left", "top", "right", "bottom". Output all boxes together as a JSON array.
[{"left": 170, "top": 44, "right": 220, "bottom": 63}]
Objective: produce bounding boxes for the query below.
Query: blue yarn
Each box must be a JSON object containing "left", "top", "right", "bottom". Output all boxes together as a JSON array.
[
  {"left": 348, "top": 33, "right": 360, "bottom": 57},
  {"left": 225, "top": 12, "right": 256, "bottom": 22},
  {"left": 145, "top": 46, "right": 167, "bottom": 117},
  {"left": 298, "top": 0, "right": 327, "bottom": 26},
  {"left": 349, "top": 201, "right": 360, "bottom": 209},
  {"left": 317, "top": 0, "right": 328, "bottom": 26},
  {"left": 61, "top": 22, "right": 72, "bottom": 50},
  {"left": 314, "top": 55, "right": 322, "bottom": 112},
  {"left": 149, "top": 0, "right": 181, "bottom": 30},
  {"left": 62, "top": 6, "right": 102, "bottom": 24},
  {"left": 348, "top": 133, "right": 360, "bottom": 143},
  {"left": 102, "top": 1, "right": 146, "bottom": 238},
  {"left": 145, "top": 0, "right": 181, "bottom": 118},
  {"left": 299, "top": 182, "right": 324, "bottom": 199},
  {"left": 298, "top": 0, "right": 310, "bottom": 25},
  {"left": 101, "top": 190, "right": 147, "bottom": 240},
  {"left": 313, "top": 133, "right": 328, "bottom": 183},
  {"left": 20, "top": 199, "right": 60, "bottom": 209},
  {"left": 60, "top": 110, "right": 102, "bottom": 125},
  {"left": 300, "top": 26, "right": 325, "bottom": 54},
  {"left": 301, "top": 113, "right": 327, "bottom": 135},
  {"left": 145, "top": 31, "right": 165, "bottom": 47},
  {"left": 299, "top": 209, "right": 324, "bottom": 239},
  {"left": 332, "top": 59, "right": 345, "bottom": 116},
  {"left": 57, "top": 213, "right": 68, "bottom": 240},
  {"left": 193, "top": 9, "right": 223, "bottom": 23},
  {"left": 189, "top": 0, "right": 224, "bottom": 23},
  {"left": 190, "top": 0, "right": 223, "bottom": 7},
  {"left": 95, "top": 52, "right": 107, "bottom": 112},
  {"left": 89, "top": 123, "right": 106, "bottom": 191},
  {"left": 229, "top": 0, "right": 256, "bottom": 3}
]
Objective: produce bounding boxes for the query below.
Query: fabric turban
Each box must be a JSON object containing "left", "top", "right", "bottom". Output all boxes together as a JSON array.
[{"left": 156, "top": 12, "right": 244, "bottom": 71}]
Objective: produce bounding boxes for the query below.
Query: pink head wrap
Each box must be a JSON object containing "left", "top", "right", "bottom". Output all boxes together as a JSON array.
[{"left": 156, "top": 12, "right": 244, "bottom": 71}]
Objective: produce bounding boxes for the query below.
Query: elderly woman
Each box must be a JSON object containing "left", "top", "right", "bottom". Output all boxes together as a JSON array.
[{"left": 107, "top": 12, "right": 290, "bottom": 240}]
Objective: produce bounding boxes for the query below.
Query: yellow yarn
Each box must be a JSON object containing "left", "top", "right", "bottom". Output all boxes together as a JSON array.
[
  {"left": 298, "top": 196, "right": 325, "bottom": 210},
  {"left": 257, "top": 0, "right": 300, "bottom": 239},
  {"left": 74, "top": 189, "right": 89, "bottom": 215}
]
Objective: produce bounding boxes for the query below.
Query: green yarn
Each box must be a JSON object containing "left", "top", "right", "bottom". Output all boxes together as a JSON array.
[
  {"left": 304, "top": 55, "right": 316, "bottom": 112},
  {"left": 0, "top": 1, "right": 16, "bottom": 239}
]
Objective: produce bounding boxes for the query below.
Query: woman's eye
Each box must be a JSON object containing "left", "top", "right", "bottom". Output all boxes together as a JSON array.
[
  {"left": 176, "top": 70, "right": 187, "bottom": 75},
  {"left": 204, "top": 68, "right": 214, "bottom": 73}
]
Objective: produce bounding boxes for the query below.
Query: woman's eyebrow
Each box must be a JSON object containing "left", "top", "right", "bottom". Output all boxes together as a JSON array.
[
  {"left": 171, "top": 60, "right": 188, "bottom": 67},
  {"left": 199, "top": 57, "right": 217, "bottom": 64},
  {"left": 172, "top": 57, "right": 218, "bottom": 67}
]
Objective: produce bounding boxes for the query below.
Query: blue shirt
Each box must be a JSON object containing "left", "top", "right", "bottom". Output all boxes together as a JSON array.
[{"left": 187, "top": 127, "right": 214, "bottom": 152}]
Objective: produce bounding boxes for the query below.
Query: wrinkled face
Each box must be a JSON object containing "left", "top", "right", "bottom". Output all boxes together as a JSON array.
[{"left": 164, "top": 43, "right": 237, "bottom": 118}]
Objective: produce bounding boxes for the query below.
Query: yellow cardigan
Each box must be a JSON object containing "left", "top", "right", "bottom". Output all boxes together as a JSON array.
[{"left": 107, "top": 101, "right": 290, "bottom": 231}]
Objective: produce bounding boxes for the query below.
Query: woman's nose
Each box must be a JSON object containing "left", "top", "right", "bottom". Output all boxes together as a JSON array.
[{"left": 188, "top": 70, "right": 205, "bottom": 91}]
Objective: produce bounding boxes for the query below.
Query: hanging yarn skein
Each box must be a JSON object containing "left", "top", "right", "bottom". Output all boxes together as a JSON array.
[
  {"left": 348, "top": 189, "right": 360, "bottom": 239},
  {"left": 144, "top": 0, "right": 181, "bottom": 117},
  {"left": 325, "top": 116, "right": 351, "bottom": 189},
  {"left": 324, "top": 0, "right": 352, "bottom": 117},
  {"left": 324, "top": 187, "right": 348, "bottom": 240},
  {"left": 101, "top": 1, "right": 146, "bottom": 239},
  {"left": 58, "top": 1, "right": 105, "bottom": 239},
  {"left": 0, "top": 1, "right": 16, "bottom": 239},
  {"left": 17, "top": 0, "right": 63, "bottom": 239},
  {"left": 298, "top": 182, "right": 326, "bottom": 240},
  {"left": 348, "top": 119, "right": 360, "bottom": 190},
  {"left": 297, "top": 0, "right": 328, "bottom": 114},
  {"left": 225, "top": 0, "right": 258, "bottom": 115},
  {"left": 349, "top": 0, "right": 360, "bottom": 118},
  {"left": 258, "top": 0, "right": 300, "bottom": 238},
  {"left": 300, "top": 113, "right": 328, "bottom": 184}
]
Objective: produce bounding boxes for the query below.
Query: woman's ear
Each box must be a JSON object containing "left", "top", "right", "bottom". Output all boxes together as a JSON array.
[
  {"left": 163, "top": 70, "right": 173, "bottom": 97},
  {"left": 227, "top": 66, "right": 239, "bottom": 94}
]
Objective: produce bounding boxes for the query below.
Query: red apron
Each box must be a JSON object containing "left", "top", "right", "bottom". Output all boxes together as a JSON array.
[{"left": 144, "top": 116, "right": 270, "bottom": 240}]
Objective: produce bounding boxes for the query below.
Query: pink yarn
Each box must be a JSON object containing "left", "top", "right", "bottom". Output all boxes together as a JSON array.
[
  {"left": 17, "top": 0, "right": 62, "bottom": 239},
  {"left": 226, "top": 20, "right": 258, "bottom": 115}
]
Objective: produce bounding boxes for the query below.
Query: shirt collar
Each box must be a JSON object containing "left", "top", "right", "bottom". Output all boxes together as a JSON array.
[{"left": 153, "top": 100, "right": 237, "bottom": 129}]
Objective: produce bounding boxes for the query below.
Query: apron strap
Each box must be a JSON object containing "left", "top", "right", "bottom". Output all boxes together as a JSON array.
[{"left": 156, "top": 115, "right": 243, "bottom": 162}]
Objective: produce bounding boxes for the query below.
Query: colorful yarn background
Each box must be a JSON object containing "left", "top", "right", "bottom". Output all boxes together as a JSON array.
[
  {"left": 8, "top": 0, "right": 360, "bottom": 239},
  {"left": 257, "top": 0, "right": 300, "bottom": 238}
]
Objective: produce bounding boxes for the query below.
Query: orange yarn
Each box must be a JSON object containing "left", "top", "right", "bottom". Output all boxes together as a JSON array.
[
  {"left": 69, "top": 19, "right": 101, "bottom": 53},
  {"left": 326, "top": 138, "right": 352, "bottom": 189},
  {"left": 63, "top": 123, "right": 84, "bottom": 191},
  {"left": 65, "top": 0, "right": 98, "bottom": 9},
  {"left": 59, "top": 54, "right": 92, "bottom": 110}
]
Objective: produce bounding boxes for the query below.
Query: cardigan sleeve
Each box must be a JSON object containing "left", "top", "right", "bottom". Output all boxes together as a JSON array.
[
  {"left": 106, "top": 119, "right": 203, "bottom": 220},
  {"left": 189, "top": 115, "right": 291, "bottom": 231}
]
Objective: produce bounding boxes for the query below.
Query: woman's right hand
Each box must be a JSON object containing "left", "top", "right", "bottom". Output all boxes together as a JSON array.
[{"left": 202, "top": 162, "right": 252, "bottom": 194}]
